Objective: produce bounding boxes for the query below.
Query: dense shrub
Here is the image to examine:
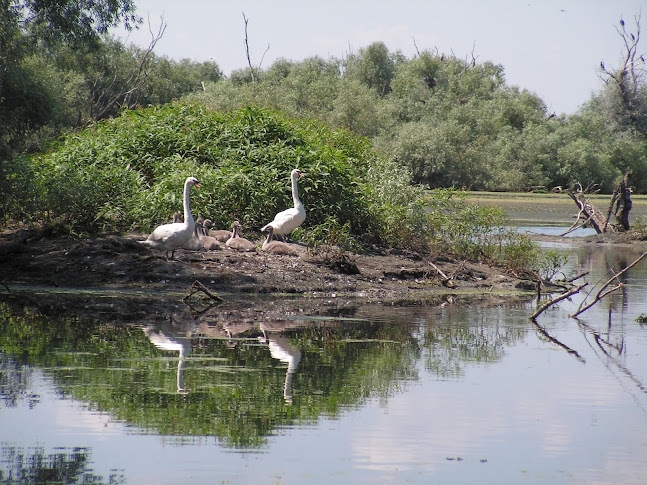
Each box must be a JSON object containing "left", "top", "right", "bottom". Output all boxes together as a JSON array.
[{"left": 8, "top": 105, "right": 422, "bottom": 246}]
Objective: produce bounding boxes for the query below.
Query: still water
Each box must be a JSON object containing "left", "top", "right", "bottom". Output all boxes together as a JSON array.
[{"left": 2, "top": 243, "right": 647, "bottom": 484}]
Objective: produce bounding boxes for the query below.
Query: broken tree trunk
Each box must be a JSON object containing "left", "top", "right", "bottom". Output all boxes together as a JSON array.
[
  {"left": 613, "top": 171, "right": 632, "bottom": 231},
  {"left": 559, "top": 172, "right": 633, "bottom": 235},
  {"left": 565, "top": 188, "right": 613, "bottom": 234}
]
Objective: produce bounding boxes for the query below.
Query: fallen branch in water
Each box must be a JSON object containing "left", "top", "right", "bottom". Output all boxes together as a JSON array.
[
  {"left": 530, "top": 282, "right": 588, "bottom": 321},
  {"left": 571, "top": 251, "right": 647, "bottom": 318},
  {"left": 563, "top": 271, "right": 589, "bottom": 284},
  {"left": 183, "top": 280, "right": 224, "bottom": 303}
]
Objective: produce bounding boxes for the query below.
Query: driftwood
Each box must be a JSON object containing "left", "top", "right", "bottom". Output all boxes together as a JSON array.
[
  {"left": 530, "top": 282, "right": 588, "bottom": 320},
  {"left": 183, "top": 280, "right": 224, "bottom": 303},
  {"left": 428, "top": 261, "right": 455, "bottom": 287},
  {"left": 531, "top": 251, "right": 647, "bottom": 322},
  {"left": 563, "top": 185, "right": 611, "bottom": 234}
]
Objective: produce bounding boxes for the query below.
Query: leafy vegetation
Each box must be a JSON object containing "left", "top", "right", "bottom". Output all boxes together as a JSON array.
[
  {"left": 4, "top": 4, "right": 646, "bottom": 268},
  {"left": 190, "top": 37, "right": 647, "bottom": 194},
  {"left": 5, "top": 102, "right": 537, "bottom": 266}
]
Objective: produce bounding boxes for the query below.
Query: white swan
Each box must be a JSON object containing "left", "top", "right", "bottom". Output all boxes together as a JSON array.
[
  {"left": 225, "top": 221, "right": 257, "bottom": 252},
  {"left": 261, "top": 169, "right": 305, "bottom": 240},
  {"left": 262, "top": 225, "right": 298, "bottom": 256},
  {"left": 140, "top": 177, "right": 201, "bottom": 259},
  {"left": 173, "top": 213, "right": 203, "bottom": 251}
]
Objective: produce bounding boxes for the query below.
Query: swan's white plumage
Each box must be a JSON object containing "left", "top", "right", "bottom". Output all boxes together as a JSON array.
[
  {"left": 139, "top": 177, "right": 201, "bottom": 259},
  {"left": 261, "top": 169, "right": 305, "bottom": 238}
]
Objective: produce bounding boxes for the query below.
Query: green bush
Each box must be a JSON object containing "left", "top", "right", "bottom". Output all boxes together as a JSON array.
[
  {"left": 5, "top": 104, "right": 412, "bottom": 246},
  {"left": 4, "top": 102, "right": 539, "bottom": 270},
  {"left": 425, "top": 189, "right": 539, "bottom": 269}
]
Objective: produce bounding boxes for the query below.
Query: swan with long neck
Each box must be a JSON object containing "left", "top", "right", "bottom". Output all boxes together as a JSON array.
[
  {"left": 173, "top": 213, "right": 203, "bottom": 250},
  {"left": 225, "top": 221, "right": 257, "bottom": 251},
  {"left": 140, "top": 177, "right": 201, "bottom": 259},
  {"left": 262, "top": 225, "right": 298, "bottom": 256},
  {"left": 261, "top": 169, "right": 305, "bottom": 239}
]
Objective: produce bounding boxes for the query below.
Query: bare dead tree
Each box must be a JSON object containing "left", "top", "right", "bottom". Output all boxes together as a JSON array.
[
  {"left": 412, "top": 36, "right": 421, "bottom": 57},
  {"left": 599, "top": 14, "right": 647, "bottom": 136},
  {"left": 90, "top": 14, "right": 166, "bottom": 121},
  {"left": 242, "top": 12, "right": 270, "bottom": 83},
  {"left": 554, "top": 183, "right": 613, "bottom": 234},
  {"left": 242, "top": 12, "right": 256, "bottom": 82},
  {"left": 610, "top": 171, "right": 633, "bottom": 231}
]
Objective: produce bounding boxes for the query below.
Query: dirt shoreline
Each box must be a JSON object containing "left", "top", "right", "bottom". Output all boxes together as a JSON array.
[{"left": 2, "top": 228, "right": 643, "bottom": 323}]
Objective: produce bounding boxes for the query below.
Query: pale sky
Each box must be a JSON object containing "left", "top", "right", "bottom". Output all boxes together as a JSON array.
[{"left": 114, "top": 0, "right": 646, "bottom": 115}]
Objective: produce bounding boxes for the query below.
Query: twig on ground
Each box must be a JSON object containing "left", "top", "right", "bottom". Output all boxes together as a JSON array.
[{"left": 428, "top": 261, "right": 455, "bottom": 287}]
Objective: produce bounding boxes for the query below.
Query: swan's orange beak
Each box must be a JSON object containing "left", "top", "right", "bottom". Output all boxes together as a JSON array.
[
  {"left": 195, "top": 182, "right": 201, "bottom": 188},
  {"left": 298, "top": 172, "right": 305, "bottom": 177}
]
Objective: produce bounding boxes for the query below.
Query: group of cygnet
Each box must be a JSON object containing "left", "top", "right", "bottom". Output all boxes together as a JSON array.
[{"left": 139, "top": 169, "right": 304, "bottom": 260}]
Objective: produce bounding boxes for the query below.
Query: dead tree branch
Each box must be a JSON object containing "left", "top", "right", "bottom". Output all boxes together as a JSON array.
[
  {"left": 428, "top": 260, "right": 455, "bottom": 287},
  {"left": 530, "top": 282, "right": 587, "bottom": 321},
  {"left": 242, "top": 12, "right": 259, "bottom": 82},
  {"left": 560, "top": 204, "right": 595, "bottom": 236},
  {"left": 91, "top": 14, "right": 166, "bottom": 121},
  {"left": 183, "top": 280, "right": 224, "bottom": 304},
  {"left": 571, "top": 250, "right": 647, "bottom": 317},
  {"left": 555, "top": 183, "right": 615, "bottom": 234},
  {"left": 599, "top": 14, "right": 647, "bottom": 136}
]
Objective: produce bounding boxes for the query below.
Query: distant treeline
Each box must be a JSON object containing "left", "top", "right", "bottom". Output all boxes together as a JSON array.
[
  {"left": 189, "top": 41, "right": 647, "bottom": 194},
  {"left": 2, "top": 2, "right": 646, "bottom": 194}
]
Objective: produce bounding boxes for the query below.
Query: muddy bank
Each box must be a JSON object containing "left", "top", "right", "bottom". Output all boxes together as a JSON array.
[{"left": 0, "top": 228, "right": 541, "bottom": 323}]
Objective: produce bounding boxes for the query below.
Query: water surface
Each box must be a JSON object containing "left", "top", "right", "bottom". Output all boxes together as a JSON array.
[{"left": 2, "top": 243, "right": 647, "bottom": 484}]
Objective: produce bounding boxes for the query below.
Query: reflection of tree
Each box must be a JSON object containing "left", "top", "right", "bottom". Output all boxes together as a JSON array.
[
  {"left": 0, "top": 446, "right": 123, "bottom": 484},
  {"left": 0, "top": 304, "right": 421, "bottom": 448},
  {"left": 0, "top": 352, "right": 37, "bottom": 409},
  {"left": 0, "top": 301, "right": 529, "bottom": 449},
  {"left": 422, "top": 305, "right": 528, "bottom": 377}
]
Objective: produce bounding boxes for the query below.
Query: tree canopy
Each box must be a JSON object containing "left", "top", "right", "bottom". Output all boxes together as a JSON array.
[{"left": 189, "top": 35, "right": 647, "bottom": 193}]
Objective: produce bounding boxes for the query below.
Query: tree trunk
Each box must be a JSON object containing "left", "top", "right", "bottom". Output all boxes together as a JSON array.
[
  {"left": 613, "top": 172, "right": 632, "bottom": 231},
  {"left": 565, "top": 190, "right": 614, "bottom": 234},
  {"left": 562, "top": 171, "right": 632, "bottom": 234}
]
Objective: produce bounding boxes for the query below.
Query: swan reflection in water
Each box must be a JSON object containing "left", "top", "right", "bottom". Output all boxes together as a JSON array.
[
  {"left": 142, "top": 322, "right": 193, "bottom": 395},
  {"left": 141, "top": 317, "right": 303, "bottom": 402},
  {"left": 259, "top": 323, "right": 302, "bottom": 405}
]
